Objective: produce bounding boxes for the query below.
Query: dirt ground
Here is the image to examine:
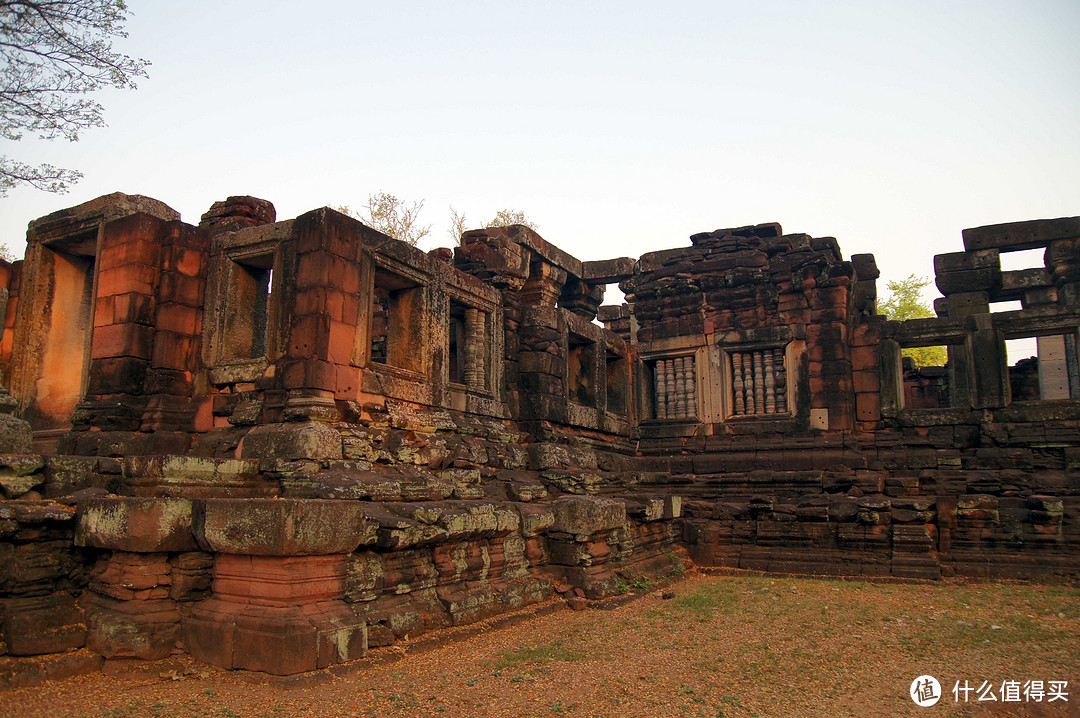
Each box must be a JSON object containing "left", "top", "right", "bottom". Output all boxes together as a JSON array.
[{"left": 5, "top": 573, "right": 1079, "bottom": 718}]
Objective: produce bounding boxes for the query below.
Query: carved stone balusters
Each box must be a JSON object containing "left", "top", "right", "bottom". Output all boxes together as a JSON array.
[
  {"left": 764, "top": 349, "right": 776, "bottom": 413},
  {"left": 732, "top": 352, "right": 745, "bottom": 415},
  {"left": 683, "top": 356, "right": 697, "bottom": 418},
  {"left": 729, "top": 347, "right": 788, "bottom": 416},
  {"left": 673, "top": 357, "right": 687, "bottom": 417},
  {"left": 655, "top": 360, "right": 667, "bottom": 419},
  {"left": 773, "top": 347, "right": 787, "bottom": 412},
  {"left": 664, "top": 359, "right": 677, "bottom": 418},
  {"left": 752, "top": 351, "right": 765, "bottom": 415}
]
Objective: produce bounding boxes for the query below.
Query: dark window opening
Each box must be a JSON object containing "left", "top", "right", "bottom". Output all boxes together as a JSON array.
[
  {"left": 448, "top": 303, "right": 464, "bottom": 385},
  {"left": 567, "top": 334, "right": 597, "bottom": 406},
  {"left": 606, "top": 349, "right": 629, "bottom": 416}
]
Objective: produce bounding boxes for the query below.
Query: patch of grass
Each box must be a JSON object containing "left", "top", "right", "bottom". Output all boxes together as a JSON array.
[
  {"left": 667, "top": 582, "right": 742, "bottom": 617},
  {"left": 492, "top": 639, "right": 585, "bottom": 670}
]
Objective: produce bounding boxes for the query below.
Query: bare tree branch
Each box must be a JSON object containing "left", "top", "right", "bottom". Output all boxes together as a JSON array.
[{"left": 0, "top": 0, "right": 149, "bottom": 195}]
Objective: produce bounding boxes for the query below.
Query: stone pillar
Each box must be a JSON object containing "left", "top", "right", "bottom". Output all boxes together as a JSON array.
[
  {"left": 519, "top": 261, "right": 567, "bottom": 308},
  {"left": 966, "top": 313, "right": 1009, "bottom": 409},
  {"left": 281, "top": 208, "right": 366, "bottom": 423},
  {"left": 558, "top": 277, "right": 604, "bottom": 321},
  {"left": 463, "top": 307, "right": 484, "bottom": 390}
]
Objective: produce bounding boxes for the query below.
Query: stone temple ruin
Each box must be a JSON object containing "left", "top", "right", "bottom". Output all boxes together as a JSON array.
[{"left": 0, "top": 193, "right": 1077, "bottom": 684}]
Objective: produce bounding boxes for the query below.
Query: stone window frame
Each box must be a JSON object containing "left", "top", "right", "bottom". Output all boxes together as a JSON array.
[
  {"left": 357, "top": 252, "right": 432, "bottom": 381},
  {"left": 204, "top": 226, "right": 291, "bottom": 384},
  {"left": 708, "top": 327, "right": 798, "bottom": 423},
  {"left": 999, "top": 322, "right": 1080, "bottom": 404},
  {"left": 637, "top": 345, "right": 706, "bottom": 425},
  {"left": 716, "top": 342, "right": 792, "bottom": 420},
  {"left": 443, "top": 285, "right": 500, "bottom": 400},
  {"left": 561, "top": 308, "right": 631, "bottom": 432}
]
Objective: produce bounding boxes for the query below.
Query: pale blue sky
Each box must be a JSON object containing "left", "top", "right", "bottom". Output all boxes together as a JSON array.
[{"left": 2, "top": 0, "right": 1077, "bottom": 304}]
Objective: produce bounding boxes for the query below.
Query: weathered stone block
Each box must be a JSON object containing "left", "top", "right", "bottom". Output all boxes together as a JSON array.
[
  {"left": 81, "top": 593, "right": 178, "bottom": 660},
  {"left": 0, "top": 595, "right": 85, "bottom": 656},
  {"left": 76, "top": 497, "right": 196, "bottom": 552},
  {"left": 0, "top": 416, "right": 32, "bottom": 455},
  {"left": 239, "top": 421, "right": 343, "bottom": 461},
  {"left": 195, "top": 499, "right": 368, "bottom": 556},
  {"left": 550, "top": 496, "right": 626, "bottom": 535}
]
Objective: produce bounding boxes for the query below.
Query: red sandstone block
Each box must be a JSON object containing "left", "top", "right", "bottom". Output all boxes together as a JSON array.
[
  {"left": 154, "top": 303, "right": 200, "bottom": 336},
  {"left": 90, "top": 294, "right": 151, "bottom": 332},
  {"left": 94, "top": 295, "right": 115, "bottom": 326},
  {"left": 856, "top": 393, "right": 881, "bottom": 422},
  {"left": 1, "top": 595, "right": 86, "bottom": 656},
  {"left": 342, "top": 293, "right": 360, "bottom": 326},
  {"left": 98, "top": 238, "right": 161, "bottom": 272},
  {"left": 324, "top": 289, "right": 346, "bottom": 322},
  {"left": 814, "top": 286, "right": 849, "bottom": 305},
  {"left": 288, "top": 314, "right": 330, "bottom": 357},
  {"left": 295, "top": 254, "right": 331, "bottom": 289},
  {"left": 327, "top": 320, "right": 356, "bottom": 365},
  {"left": 197, "top": 500, "right": 368, "bottom": 555},
  {"left": 810, "top": 307, "right": 848, "bottom": 323},
  {"left": 192, "top": 397, "right": 213, "bottom": 433},
  {"left": 336, "top": 364, "right": 360, "bottom": 401},
  {"left": 852, "top": 370, "right": 880, "bottom": 393},
  {"left": 96, "top": 264, "right": 157, "bottom": 298},
  {"left": 339, "top": 262, "right": 361, "bottom": 295},
  {"left": 852, "top": 322, "right": 883, "bottom": 347},
  {"left": 86, "top": 356, "right": 148, "bottom": 395},
  {"left": 850, "top": 346, "right": 878, "bottom": 371},
  {"left": 91, "top": 323, "right": 153, "bottom": 360},
  {"left": 157, "top": 273, "right": 203, "bottom": 305},
  {"left": 214, "top": 555, "right": 347, "bottom": 603},
  {"left": 151, "top": 331, "right": 199, "bottom": 372},
  {"left": 805, "top": 323, "right": 848, "bottom": 343},
  {"left": 174, "top": 247, "right": 205, "bottom": 277},
  {"left": 282, "top": 358, "right": 337, "bottom": 391},
  {"left": 77, "top": 498, "right": 196, "bottom": 551},
  {"left": 293, "top": 288, "right": 326, "bottom": 316}
]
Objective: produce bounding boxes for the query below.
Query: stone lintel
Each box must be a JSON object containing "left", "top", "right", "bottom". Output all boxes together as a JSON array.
[
  {"left": 582, "top": 257, "right": 635, "bottom": 283},
  {"left": 962, "top": 216, "right": 1080, "bottom": 252}
]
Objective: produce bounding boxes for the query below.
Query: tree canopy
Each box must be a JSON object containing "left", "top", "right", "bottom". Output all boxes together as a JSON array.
[
  {"left": 0, "top": 0, "right": 149, "bottom": 195},
  {"left": 878, "top": 274, "right": 947, "bottom": 367}
]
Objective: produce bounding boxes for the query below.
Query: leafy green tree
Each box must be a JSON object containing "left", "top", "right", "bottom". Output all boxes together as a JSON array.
[
  {"left": 1, "top": 1, "right": 149, "bottom": 195},
  {"left": 878, "top": 274, "right": 947, "bottom": 367}
]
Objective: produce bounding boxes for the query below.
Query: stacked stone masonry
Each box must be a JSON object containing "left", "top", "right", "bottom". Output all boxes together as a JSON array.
[{"left": 0, "top": 194, "right": 1076, "bottom": 684}]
